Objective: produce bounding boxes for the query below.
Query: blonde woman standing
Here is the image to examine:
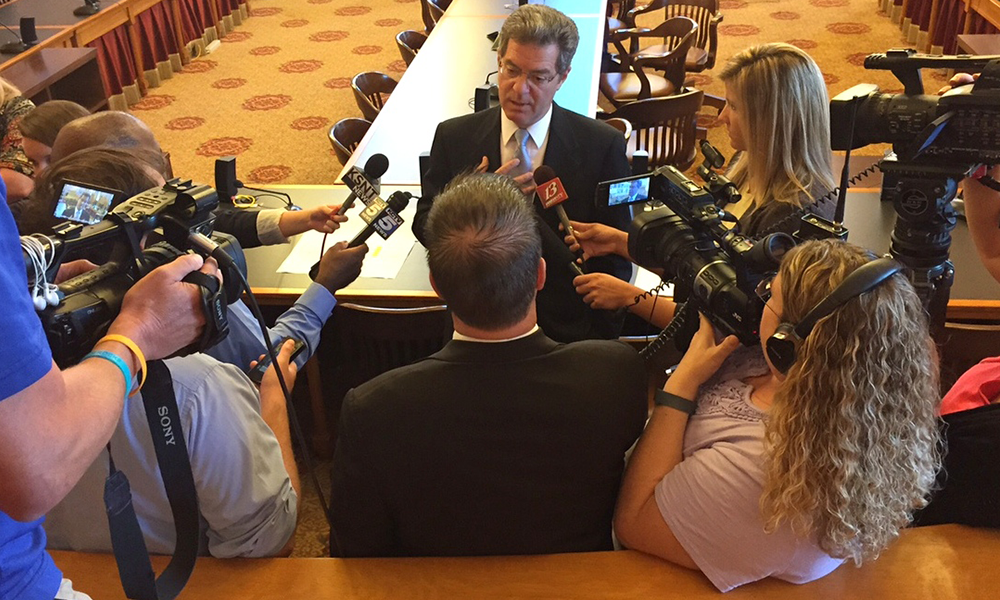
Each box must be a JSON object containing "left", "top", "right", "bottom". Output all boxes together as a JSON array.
[{"left": 614, "top": 239, "right": 941, "bottom": 591}]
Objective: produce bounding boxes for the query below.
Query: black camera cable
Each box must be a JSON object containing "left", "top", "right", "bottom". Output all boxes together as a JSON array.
[{"left": 187, "top": 233, "right": 334, "bottom": 530}]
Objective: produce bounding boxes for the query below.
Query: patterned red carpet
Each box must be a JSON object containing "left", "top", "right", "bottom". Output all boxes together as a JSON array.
[
  {"left": 137, "top": 0, "right": 931, "bottom": 189},
  {"left": 130, "top": 0, "right": 939, "bottom": 557}
]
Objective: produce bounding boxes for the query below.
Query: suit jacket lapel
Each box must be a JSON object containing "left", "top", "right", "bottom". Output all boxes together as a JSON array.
[
  {"left": 544, "top": 104, "right": 582, "bottom": 178},
  {"left": 473, "top": 107, "right": 502, "bottom": 172}
]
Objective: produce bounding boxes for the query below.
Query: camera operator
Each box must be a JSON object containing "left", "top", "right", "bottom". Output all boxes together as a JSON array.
[
  {"left": 905, "top": 73, "right": 1000, "bottom": 529},
  {"left": 614, "top": 240, "right": 940, "bottom": 592},
  {"left": 18, "top": 147, "right": 367, "bottom": 561},
  {"left": 0, "top": 180, "right": 216, "bottom": 599},
  {"left": 568, "top": 43, "right": 835, "bottom": 327},
  {"left": 23, "top": 146, "right": 368, "bottom": 372}
]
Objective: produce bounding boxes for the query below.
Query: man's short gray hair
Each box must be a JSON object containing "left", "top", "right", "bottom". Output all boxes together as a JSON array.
[
  {"left": 497, "top": 5, "right": 579, "bottom": 75},
  {"left": 426, "top": 173, "right": 541, "bottom": 330}
]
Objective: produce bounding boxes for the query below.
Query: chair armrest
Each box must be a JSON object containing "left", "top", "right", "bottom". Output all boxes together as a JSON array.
[{"left": 702, "top": 93, "right": 726, "bottom": 112}]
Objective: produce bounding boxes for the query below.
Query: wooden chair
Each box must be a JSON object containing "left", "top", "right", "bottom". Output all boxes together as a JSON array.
[
  {"left": 396, "top": 30, "right": 427, "bottom": 66},
  {"left": 627, "top": 0, "right": 723, "bottom": 73},
  {"left": 328, "top": 118, "right": 371, "bottom": 166},
  {"left": 420, "top": 0, "right": 448, "bottom": 33},
  {"left": 604, "top": 117, "right": 634, "bottom": 140},
  {"left": 351, "top": 72, "right": 397, "bottom": 121},
  {"left": 322, "top": 303, "right": 450, "bottom": 444},
  {"left": 600, "top": 17, "right": 697, "bottom": 108},
  {"left": 606, "top": 0, "right": 639, "bottom": 33},
  {"left": 601, "top": 88, "right": 705, "bottom": 171}
]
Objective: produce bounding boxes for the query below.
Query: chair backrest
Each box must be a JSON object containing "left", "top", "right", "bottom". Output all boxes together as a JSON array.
[
  {"left": 329, "top": 118, "right": 372, "bottom": 166},
  {"left": 329, "top": 303, "right": 450, "bottom": 389},
  {"left": 607, "top": 88, "right": 704, "bottom": 170},
  {"left": 627, "top": 0, "right": 720, "bottom": 69},
  {"left": 604, "top": 117, "right": 633, "bottom": 140},
  {"left": 351, "top": 72, "right": 398, "bottom": 121},
  {"left": 625, "top": 17, "right": 698, "bottom": 96},
  {"left": 396, "top": 30, "right": 427, "bottom": 66},
  {"left": 427, "top": 0, "right": 448, "bottom": 27},
  {"left": 663, "top": 0, "right": 719, "bottom": 55}
]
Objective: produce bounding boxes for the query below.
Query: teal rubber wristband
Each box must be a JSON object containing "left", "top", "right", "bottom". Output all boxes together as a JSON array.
[
  {"left": 84, "top": 350, "right": 134, "bottom": 398},
  {"left": 654, "top": 390, "right": 697, "bottom": 415}
]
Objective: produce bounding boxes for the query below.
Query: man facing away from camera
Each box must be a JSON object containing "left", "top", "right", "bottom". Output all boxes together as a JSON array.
[{"left": 330, "top": 172, "right": 648, "bottom": 558}]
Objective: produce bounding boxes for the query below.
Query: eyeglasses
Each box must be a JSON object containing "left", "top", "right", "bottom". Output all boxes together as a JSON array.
[
  {"left": 755, "top": 275, "right": 775, "bottom": 303},
  {"left": 498, "top": 62, "right": 559, "bottom": 87}
]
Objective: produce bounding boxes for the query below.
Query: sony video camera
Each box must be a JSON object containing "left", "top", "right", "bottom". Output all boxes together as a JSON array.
[
  {"left": 23, "top": 178, "right": 248, "bottom": 367},
  {"left": 602, "top": 165, "right": 794, "bottom": 346}
]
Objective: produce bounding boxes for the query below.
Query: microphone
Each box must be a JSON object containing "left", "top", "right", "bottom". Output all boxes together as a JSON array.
[
  {"left": 533, "top": 166, "right": 576, "bottom": 238},
  {"left": 0, "top": 18, "right": 37, "bottom": 55},
  {"left": 338, "top": 153, "right": 389, "bottom": 215},
  {"left": 348, "top": 190, "right": 411, "bottom": 247},
  {"left": 535, "top": 213, "right": 584, "bottom": 278},
  {"left": 533, "top": 165, "right": 584, "bottom": 264}
]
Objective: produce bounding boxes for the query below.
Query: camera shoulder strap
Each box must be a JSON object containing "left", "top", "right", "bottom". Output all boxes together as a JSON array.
[{"left": 103, "top": 359, "right": 200, "bottom": 600}]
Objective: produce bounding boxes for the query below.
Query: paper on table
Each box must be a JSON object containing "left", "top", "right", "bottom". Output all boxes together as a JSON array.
[{"left": 277, "top": 201, "right": 417, "bottom": 280}]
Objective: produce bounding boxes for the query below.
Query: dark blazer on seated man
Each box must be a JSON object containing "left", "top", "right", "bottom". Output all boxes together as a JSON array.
[{"left": 330, "top": 172, "right": 648, "bottom": 558}]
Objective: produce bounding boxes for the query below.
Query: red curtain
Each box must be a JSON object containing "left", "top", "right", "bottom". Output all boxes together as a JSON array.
[
  {"left": 905, "top": 0, "right": 933, "bottom": 31},
  {"left": 137, "top": 3, "right": 181, "bottom": 68},
  {"left": 179, "top": 0, "right": 216, "bottom": 43},
  {"left": 88, "top": 26, "right": 138, "bottom": 97},
  {"left": 217, "top": 0, "right": 243, "bottom": 14}
]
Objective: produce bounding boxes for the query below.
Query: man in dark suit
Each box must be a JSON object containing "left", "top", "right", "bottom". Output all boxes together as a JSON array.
[
  {"left": 412, "top": 4, "right": 632, "bottom": 343},
  {"left": 330, "top": 173, "right": 648, "bottom": 558}
]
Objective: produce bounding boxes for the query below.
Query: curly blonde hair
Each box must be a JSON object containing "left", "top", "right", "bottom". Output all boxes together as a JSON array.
[
  {"left": 761, "top": 240, "right": 941, "bottom": 564},
  {"left": 720, "top": 43, "right": 835, "bottom": 208}
]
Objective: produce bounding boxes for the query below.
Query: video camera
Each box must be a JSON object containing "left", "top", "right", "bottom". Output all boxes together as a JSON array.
[
  {"left": 600, "top": 164, "right": 795, "bottom": 346},
  {"left": 831, "top": 49, "right": 1000, "bottom": 166},
  {"left": 829, "top": 49, "right": 1000, "bottom": 330},
  {"left": 22, "top": 178, "right": 247, "bottom": 367}
]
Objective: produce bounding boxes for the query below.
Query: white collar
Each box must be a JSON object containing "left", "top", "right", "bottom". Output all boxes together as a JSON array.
[
  {"left": 453, "top": 324, "right": 540, "bottom": 343},
  {"left": 500, "top": 104, "right": 553, "bottom": 148}
]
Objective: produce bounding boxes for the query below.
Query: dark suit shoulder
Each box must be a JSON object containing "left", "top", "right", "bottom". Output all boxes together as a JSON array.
[{"left": 435, "top": 107, "right": 499, "bottom": 137}]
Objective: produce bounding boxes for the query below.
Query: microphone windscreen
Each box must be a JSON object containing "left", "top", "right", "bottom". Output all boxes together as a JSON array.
[
  {"left": 364, "top": 153, "right": 389, "bottom": 179},
  {"left": 533, "top": 165, "right": 556, "bottom": 187}
]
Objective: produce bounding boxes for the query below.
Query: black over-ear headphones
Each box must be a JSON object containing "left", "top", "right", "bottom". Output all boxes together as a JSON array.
[{"left": 765, "top": 257, "right": 904, "bottom": 375}]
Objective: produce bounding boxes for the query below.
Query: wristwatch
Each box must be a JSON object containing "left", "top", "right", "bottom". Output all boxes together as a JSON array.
[{"left": 654, "top": 390, "right": 696, "bottom": 415}]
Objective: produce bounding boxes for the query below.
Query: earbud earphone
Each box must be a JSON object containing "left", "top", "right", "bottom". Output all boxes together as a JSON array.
[{"left": 21, "top": 235, "right": 61, "bottom": 311}]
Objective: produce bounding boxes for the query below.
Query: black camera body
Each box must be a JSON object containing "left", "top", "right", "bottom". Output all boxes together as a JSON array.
[
  {"left": 24, "top": 179, "right": 247, "bottom": 367},
  {"left": 830, "top": 49, "right": 1000, "bottom": 166},
  {"left": 622, "top": 165, "right": 793, "bottom": 346}
]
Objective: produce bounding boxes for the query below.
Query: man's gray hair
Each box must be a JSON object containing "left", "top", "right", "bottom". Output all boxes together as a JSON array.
[
  {"left": 426, "top": 173, "right": 541, "bottom": 330},
  {"left": 497, "top": 5, "right": 579, "bottom": 75}
]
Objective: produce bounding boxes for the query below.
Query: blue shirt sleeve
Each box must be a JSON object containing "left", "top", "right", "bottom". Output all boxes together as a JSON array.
[{"left": 0, "top": 195, "right": 52, "bottom": 399}]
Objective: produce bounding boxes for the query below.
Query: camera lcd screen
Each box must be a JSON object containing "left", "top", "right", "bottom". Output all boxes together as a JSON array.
[
  {"left": 53, "top": 183, "right": 118, "bottom": 225},
  {"left": 608, "top": 176, "right": 650, "bottom": 206}
]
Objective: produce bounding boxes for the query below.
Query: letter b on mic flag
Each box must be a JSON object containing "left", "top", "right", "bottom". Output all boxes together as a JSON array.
[{"left": 538, "top": 177, "right": 569, "bottom": 209}]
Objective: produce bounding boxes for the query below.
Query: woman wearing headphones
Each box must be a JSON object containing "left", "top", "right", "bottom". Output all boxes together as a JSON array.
[
  {"left": 569, "top": 42, "right": 835, "bottom": 327},
  {"left": 613, "top": 239, "right": 941, "bottom": 591}
]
